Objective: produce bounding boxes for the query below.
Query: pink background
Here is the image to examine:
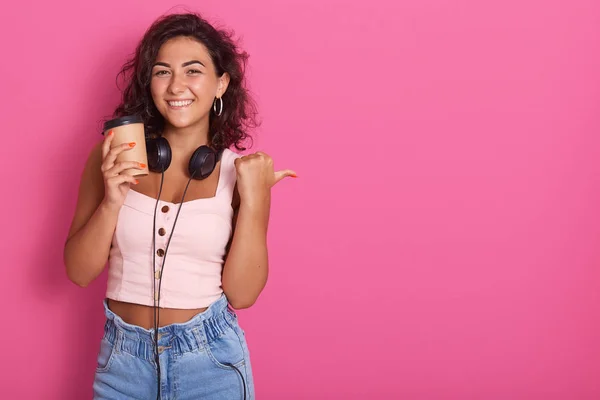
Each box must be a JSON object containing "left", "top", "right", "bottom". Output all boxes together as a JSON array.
[{"left": 1, "top": 0, "right": 600, "bottom": 399}]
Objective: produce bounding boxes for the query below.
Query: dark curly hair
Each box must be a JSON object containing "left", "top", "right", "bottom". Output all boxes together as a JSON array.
[{"left": 108, "top": 12, "right": 258, "bottom": 151}]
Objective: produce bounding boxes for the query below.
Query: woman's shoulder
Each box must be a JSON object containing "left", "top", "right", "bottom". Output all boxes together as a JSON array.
[
  {"left": 81, "top": 140, "right": 104, "bottom": 182},
  {"left": 223, "top": 147, "right": 243, "bottom": 159},
  {"left": 88, "top": 140, "right": 104, "bottom": 164},
  {"left": 221, "top": 147, "right": 243, "bottom": 169}
]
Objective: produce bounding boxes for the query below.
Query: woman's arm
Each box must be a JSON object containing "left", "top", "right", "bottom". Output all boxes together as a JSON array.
[
  {"left": 221, "top": 151, "right": 295, "bottom": 309},
  {"left": 64, "top": 136, "right": 139, "bottom": 287},
  {"left": 222, "top": 186, "right": 270, "bottom": 309},
  {"left": 64, "top": 143, "right": 118, "bottom": 287}
]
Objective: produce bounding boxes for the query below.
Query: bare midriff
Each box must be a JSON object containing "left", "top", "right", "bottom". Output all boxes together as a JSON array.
[{"left": 107, "top": 299, "right": 208, "bottom": 329}]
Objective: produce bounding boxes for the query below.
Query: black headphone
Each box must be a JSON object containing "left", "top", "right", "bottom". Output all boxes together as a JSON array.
[
  {"left": 102, "top": 115, "right": 223, "bottom": 180},
  {"left": 145, "top": 136, "right": 223, "bottom": 179}
]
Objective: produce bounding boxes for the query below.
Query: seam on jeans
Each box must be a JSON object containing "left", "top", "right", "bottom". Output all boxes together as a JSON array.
[
  {"left": 222, "top": 309, "right": 235, "bottom": 328},
  {"left": 225, "top": 316, "right": 251, "bottom": 397},
  {"left": 172, "top": 347, "right": 180, "bottom": 400},
  {"left": 242, "top": 362, "right": 251, "bottom": 399}
]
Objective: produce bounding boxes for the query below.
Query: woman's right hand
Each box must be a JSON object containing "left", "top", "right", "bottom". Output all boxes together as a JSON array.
[{"left": 100, "top": 130, "right": 145, "bottom": 210}]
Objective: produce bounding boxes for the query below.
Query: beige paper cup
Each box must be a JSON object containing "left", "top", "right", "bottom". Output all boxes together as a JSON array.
[{"left": 103, "top": 115, "right": 149, "bottom": 177}]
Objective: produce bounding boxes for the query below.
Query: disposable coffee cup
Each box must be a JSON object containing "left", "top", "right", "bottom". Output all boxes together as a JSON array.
[{"left": 102, "top": 115, "right": 149, "bottom": 177}]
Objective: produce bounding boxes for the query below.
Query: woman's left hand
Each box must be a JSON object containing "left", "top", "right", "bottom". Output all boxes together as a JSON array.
[{"left": 234, "top": 151, "right": 296, "bottom": 204}]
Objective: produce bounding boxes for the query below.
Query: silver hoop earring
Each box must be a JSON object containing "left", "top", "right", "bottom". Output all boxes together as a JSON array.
[{"left": 213, "top": 97, "right": 223, "bottom": 117}]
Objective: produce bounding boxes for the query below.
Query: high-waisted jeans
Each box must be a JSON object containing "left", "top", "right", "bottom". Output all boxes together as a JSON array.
[{"left": 92, "top": 294, "right": 254, "bottom": 399}]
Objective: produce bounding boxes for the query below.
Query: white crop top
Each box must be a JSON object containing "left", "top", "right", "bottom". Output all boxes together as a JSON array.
[{"left": 105, "top": 148, "right": 239, "bottom": 309}]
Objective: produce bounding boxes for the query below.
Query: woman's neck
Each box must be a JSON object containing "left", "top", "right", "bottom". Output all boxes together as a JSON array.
[{"left": 161, "top": 123, "right": 210, "bottom": 167}]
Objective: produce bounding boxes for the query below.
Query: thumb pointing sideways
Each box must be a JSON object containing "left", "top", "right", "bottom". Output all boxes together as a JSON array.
[{"left": 274, "top": 169, "right": 298, "bottom": 185}]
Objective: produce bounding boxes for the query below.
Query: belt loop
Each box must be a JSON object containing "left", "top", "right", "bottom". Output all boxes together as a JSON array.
[
  {"left": 115, "top": 329, "right": 124, "bottom": 355},
  {"left": 191, "top": 327, "right": 206, "bottom": 352}
]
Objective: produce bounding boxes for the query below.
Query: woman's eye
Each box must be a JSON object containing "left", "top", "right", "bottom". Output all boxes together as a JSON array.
[
  {"left": 187, "top": 69, "right": 201, "bottom": 74},
  {"left": 154, "top": 70, "right": 169, "bottom": 76}
]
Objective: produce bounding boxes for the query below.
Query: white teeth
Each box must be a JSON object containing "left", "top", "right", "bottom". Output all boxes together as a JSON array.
[{"left": 168, "top": 100, "right": 193, "bottom": 107}]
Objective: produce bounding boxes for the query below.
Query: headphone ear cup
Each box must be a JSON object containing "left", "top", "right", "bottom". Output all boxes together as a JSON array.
[
  {"left": 146, "top": 137, "right": 172, "bottom": 173},
  {"left": 189, "top": 146, "right": 219, "bottom": 180}
]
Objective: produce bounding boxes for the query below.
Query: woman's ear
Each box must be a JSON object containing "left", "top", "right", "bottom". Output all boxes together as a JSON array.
[{"left": 217, "top": 72, "right": 231, "bottom": 98}]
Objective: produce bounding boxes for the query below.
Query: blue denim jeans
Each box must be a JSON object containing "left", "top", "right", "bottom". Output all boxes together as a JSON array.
[{"left": 92, "top": 294, "right": 254, "bottom": 399}]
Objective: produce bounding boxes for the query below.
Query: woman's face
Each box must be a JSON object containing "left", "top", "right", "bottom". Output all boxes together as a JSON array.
[{"left": 150, "top": 36, "right": 229, "bottom": 131}]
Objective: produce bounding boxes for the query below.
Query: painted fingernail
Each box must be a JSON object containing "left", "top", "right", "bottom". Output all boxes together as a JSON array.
[
  {"left": 108, "top": 130, "right": 114, "bottom": 136},
  {"left": 129, "top": 142, "right": 136, "bottom": 147},
  {"left": 139, "top": 163, "right": 147, "bottom": 168},
  {"left": 134, "top": 179, "right": 139, "bottom": 184}
]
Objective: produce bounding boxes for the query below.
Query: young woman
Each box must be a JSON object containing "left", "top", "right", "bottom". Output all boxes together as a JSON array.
[{"left": 64, "top": 12, "right": 295, "bottom": 399}]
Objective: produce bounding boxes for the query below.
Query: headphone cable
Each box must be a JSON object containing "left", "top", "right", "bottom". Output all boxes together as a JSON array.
[
  {"left": 152, "top": 172, "right": 193, "bottom": 399},
  {"left": 151, "top": 164, "right": 247, "bottom": 400},
  {"left": 152, "top": 171, "right": 165, "bottom": 399}
]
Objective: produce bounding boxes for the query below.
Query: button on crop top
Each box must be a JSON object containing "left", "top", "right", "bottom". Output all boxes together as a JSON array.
[{"left": 106, "top": 148, "right": 239, "bottom": 309}]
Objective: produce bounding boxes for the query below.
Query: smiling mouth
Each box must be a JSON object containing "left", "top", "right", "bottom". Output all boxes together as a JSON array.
[{"left": 167, "top": 99, "right": 194, "bottom": 108}]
